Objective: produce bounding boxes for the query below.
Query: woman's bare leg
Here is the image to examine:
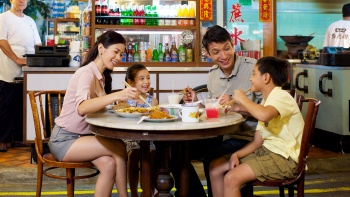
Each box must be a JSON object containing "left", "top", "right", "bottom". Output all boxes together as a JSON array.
[
  {"left": 63, "top": 135, "right": 128, "bottom": 197},
  {"left": 223, "top": 163, "right": 256, "bottom": 197}
]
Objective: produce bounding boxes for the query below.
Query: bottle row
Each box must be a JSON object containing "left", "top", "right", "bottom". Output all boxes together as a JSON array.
[
  {"left": 95, "top": 16, "right": 195, "bottom": 26},
  {"left": 122, "top": 39, "right": 193, "bottom": 63},
  {"left": 95, "top": 1, "right": 195, "bottom": 26}
]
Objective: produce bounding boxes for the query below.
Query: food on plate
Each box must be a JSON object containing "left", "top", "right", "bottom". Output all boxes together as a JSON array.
[
  {"left": 148, "top": 110, "right": 173, "bottom": 119},
  {"left": 116, "top": 107, "right": 149, "bottom": 114},
  {"left": 112, "top": 101, "right": 131, "bottom": 110}
]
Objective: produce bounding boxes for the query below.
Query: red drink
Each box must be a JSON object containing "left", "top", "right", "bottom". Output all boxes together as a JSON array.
[{"left": 206, "top": 108, "right": 219, "bottom": 118}]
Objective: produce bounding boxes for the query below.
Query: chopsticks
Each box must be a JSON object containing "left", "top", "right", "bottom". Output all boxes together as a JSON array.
[
  {"left": 224, "top": 88, "right": 251, "bottom": 106},
  {"left": 122, "top": 81, "right": 153, "bottom": 108}
]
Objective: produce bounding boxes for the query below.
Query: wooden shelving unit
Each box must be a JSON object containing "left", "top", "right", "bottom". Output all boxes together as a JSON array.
[{"left": 90, "top": 0, "right": 208, "bottom": 67}]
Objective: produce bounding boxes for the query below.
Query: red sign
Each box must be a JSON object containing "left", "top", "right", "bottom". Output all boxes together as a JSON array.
[
  {"left": 230, "top": 3, "right": 244, "bottom": 23},
  {"left": 200, "top": 0, "right": 213, "bottom": 21},
  {"left": 259, "top": 0, "right": 272, "bottom": 22}
]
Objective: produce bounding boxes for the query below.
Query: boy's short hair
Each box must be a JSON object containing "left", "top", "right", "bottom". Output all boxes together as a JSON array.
[
  {"left": 343, "top": 3, "right": 350, "bottom": 17},
  {"left": 202, "top": 25, "right": 232, "bottom": 52},
  {"left": 256, "top": 56, "right": 290, "bottom": 87}
]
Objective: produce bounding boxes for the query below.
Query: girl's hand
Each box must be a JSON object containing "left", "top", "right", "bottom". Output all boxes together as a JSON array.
[{"left": 229, "top": 153, "right": 240, "bottom": 170}]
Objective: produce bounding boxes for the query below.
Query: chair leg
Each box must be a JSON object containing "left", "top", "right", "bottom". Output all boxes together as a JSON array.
[
  {"left": 297, "top": 179, "right": 305, "bottom": 197},
  {"left": 36, "top": 160, "right": 43, "bottom": 197},
  {"left": 279, "top": 186, "right": 285, "bottom": 197},
  {"left": 288, "top": 186, "right": 295, "bottom": 197},
  {"left": 241, "top": 183, "right": 254, "bottom": 197},
  {"left": 66, "top": 168, "right": 75, "bottom": 197}
]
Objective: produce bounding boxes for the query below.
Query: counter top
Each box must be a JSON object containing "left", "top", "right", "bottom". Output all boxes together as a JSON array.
[
  {"left": 23, "top": 67, "right": 211, "bottom": 72},
  {"left": 295, "top": 64, "right": 350, "bottom": 70}
]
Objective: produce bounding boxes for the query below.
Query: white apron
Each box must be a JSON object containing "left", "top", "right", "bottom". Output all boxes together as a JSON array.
[{"left": 0, "top": 45, "right": 34, "bottom": 82}]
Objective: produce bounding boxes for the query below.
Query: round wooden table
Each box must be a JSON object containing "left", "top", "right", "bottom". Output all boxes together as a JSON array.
[{"left": 86, "top": 111, "right": 244, "bottom": 197}]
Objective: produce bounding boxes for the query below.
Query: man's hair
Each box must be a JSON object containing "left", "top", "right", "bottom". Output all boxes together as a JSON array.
[
  {"left": 202, "top": 25, "right": 232, "bottom": 52},
  {"left": 256, "top": 56, "right": 290, "bottom": 87},
  {"left": 343, "top": 3, "right": 350, "bottom": 17}
]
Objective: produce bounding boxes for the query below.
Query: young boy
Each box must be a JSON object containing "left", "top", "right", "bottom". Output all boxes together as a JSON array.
[{"left": 209, "top": 56, "right": 304, "bottom": 197}]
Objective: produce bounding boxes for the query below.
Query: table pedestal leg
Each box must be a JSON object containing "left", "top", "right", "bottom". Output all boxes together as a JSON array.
[
  {"left": 177, "top": 142, "right": 190, "bottom": 197},
  {"left": 140, "top": 141, "right": 152, "bottom": 197},
  {"left": 154, "top": 142, "right": 174, "bottom": 197}
]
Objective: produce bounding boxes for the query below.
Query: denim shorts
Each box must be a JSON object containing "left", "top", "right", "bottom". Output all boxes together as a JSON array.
[{"left": 48, "top": 125, "right": 79, "bottom": 161}]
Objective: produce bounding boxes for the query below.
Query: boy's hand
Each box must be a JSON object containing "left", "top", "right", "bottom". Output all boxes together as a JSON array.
[
  {"left": 233, "top": 89, "right": 247, "bottom": 104},
  {"left": 229, "top": 153, "right": 240, "bottom": 170}
]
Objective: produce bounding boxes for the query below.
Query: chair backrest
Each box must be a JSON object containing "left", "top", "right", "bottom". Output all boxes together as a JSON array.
[
  {"left": 296, "top": 95, "right": 321, "bottom": 174},
  {"left": 28, "top": 90, "right": 66, "bottom": 156}
]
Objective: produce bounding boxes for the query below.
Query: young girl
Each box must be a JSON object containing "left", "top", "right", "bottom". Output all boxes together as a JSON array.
[
  {"left": 209, "top": 56, "right": 304, "bottom": 197},
  {"left": 48, "top": 31, "right": 139, "bottom": 197},
  {"left": 124, "top": 63, "right": 158, "bottom": 197}
]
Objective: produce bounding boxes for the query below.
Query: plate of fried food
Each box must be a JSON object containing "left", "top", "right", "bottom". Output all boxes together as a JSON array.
[
  {"left": 115, "top": 107, "right": 150, "bottom": 118},
  {"left": 143, "top": 110, "right": 178, "bottom": 122}
]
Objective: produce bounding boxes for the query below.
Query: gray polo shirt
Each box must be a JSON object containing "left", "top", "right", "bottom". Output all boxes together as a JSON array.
[{"left": 207, "top": 55, "right": 260, "bottom": 141}]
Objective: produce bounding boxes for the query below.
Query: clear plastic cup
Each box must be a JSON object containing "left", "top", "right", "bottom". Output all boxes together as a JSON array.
[{"left": 204, "top": 99, "right": 219, "bottom": 118}]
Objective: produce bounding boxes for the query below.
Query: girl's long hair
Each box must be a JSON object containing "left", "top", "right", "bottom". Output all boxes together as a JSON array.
[{"left": 81, "top": 31, "right": 126, "bottom": 94}]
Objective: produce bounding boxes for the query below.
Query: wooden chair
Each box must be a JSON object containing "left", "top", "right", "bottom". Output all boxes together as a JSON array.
[
  {"left": 243, "top": 95, "right": 321, "bottom": 197},
  {"left": 28, "top": 90, "right": 99, "bottom": 197}
]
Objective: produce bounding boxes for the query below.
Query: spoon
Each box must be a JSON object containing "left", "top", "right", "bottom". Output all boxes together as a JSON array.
[{"left": 137, "top": 116, "right": 149, "bottom": 124}]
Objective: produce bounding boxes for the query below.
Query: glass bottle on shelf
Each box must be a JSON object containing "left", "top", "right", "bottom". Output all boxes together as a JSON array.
[
  {"left": 101, "top": 0, "right": 108, "bottom": 16},
  {"left": 176, "top": 5, "right": 183, "bottom": 26},
  {"left": 152, "top": 46, "right": 159, "bottom": 62},
  {"left": 146, "top": 42, "right": 153, "bottom": 62},
  {"left": 127, "top": 43, "right": 134, "bottom": 62},
  {"left": 95, "top": 0, "right": 101, "bottom": 16},
  {"left": 120, "top": 5, "right": 126, "bottom": 25},
  {"left": 121, "top": 48, "right": 127, "bottom": 62},
  {"left": 178, "top": 44, "right": 186, "bottom": 62},
  {"left": 158, "top": 43, "right": 164, "bottom": 62},
  {"left": 140, "top": 42, "right": 146, "bottom": 62},
  {"left": 186, "top": 43, "right": 193, "bottom": 62},
  {"left": 170, "top": 37, "right": 178, "bottom": 62},
  {"left": 164, "top": 43, "right": 171, "bottom": 62},
  {"left": 183, "top": 5, "right": 190, "bottom": 26},
  {"left": 139, "top": 5, "right": 145, "bottom": 25},
  {"left": 189, "top": 5, "right": 195, "bottom": 26},
  {"left": 133, "top": 43, "right": 140, "bottom": 62}
]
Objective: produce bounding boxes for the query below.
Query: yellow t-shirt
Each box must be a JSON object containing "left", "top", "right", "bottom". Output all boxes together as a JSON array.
[{"left": 257, "top": 87, "right": 304, "bottom": 163}]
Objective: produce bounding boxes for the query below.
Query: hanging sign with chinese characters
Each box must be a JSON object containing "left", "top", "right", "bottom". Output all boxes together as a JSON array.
[
  {"left": 259, "top": 0, "right": 272, "bottom": 22},
  {"left": 200, "top": 0, "right": 213, "bottom": 21}
]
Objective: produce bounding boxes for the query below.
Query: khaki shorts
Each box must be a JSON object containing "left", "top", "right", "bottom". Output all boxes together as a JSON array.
[
  {"left": 241, "top": 146, "right": 298, "bottom": 182},
  {"left": 224, "top": 146, "right": 298, "bottom": 182}
]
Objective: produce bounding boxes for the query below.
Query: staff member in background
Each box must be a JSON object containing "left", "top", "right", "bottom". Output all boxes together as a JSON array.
[
  {"left": 0, "top": 0, "right": 42, "bottom": 152},
  {"left": 323, "top": 3, "right": 350, "bottom": 48}
]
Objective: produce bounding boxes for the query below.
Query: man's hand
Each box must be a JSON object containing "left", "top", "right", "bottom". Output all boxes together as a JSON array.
[{"left": 182, "top": 86, "right": 198, "bottom": 103}]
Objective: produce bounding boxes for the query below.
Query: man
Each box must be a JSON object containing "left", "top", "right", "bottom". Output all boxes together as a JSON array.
[
  {"left": 0, "top": 0, "right": 42, "bottom": 151},
  {"left": 323, "top": 3, "right": 350, "bottom": 48},
  {"left": 173, "top": 25, "right": 260, "bottom": 197}
]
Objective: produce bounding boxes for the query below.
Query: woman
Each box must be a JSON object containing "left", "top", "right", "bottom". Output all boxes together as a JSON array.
[
  {"left": 0, "top": 0, "right": 42, "bottom": 152},
  {"left": 48, "top": 31, "right": 138, "bottom": 197}
]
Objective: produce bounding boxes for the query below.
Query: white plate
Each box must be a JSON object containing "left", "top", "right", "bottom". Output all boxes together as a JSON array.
[
  {"left": 143, "top": 116, "right": 179, "bottom": 122},
  {"left": 115, "top": 111, "right": 144, "bottom": 118}
]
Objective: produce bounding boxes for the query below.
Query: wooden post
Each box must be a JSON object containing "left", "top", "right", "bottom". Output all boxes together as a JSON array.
[{"left": 261, "top": 0, "right": 277, "bottom": 57}]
